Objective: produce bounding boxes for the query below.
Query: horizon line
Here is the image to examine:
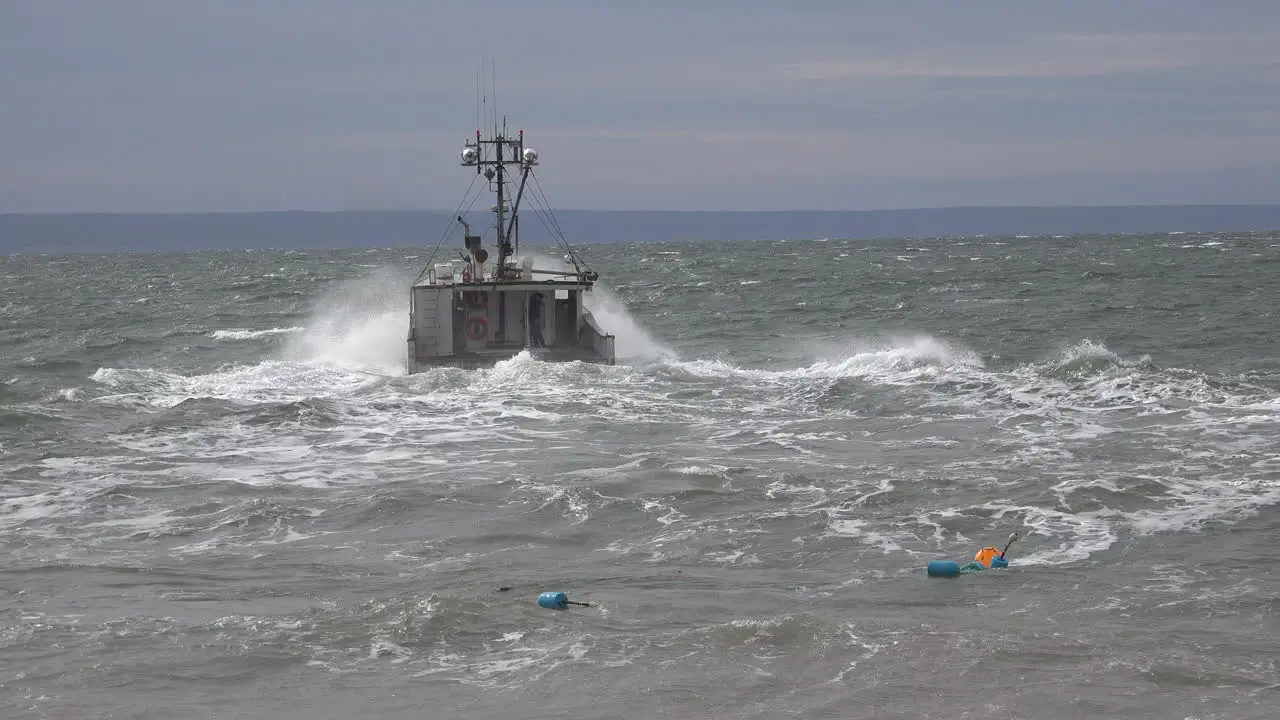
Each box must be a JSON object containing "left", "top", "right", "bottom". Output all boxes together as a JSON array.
[{"left": 4, "top": 202, "right": 1280, "bottom": 217}]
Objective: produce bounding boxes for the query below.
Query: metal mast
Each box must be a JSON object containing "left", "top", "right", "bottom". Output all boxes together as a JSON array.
[{"left": 459, "top": 119, "right": 538, "bottom": 277}]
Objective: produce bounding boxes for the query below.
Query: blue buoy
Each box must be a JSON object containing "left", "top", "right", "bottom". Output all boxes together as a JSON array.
[
  {"left": 927, "top": 560, "right": 962, "bottom": 578},
  {"left": 536, "top": 591, "right": 592, "bottom": 609},
  {"left": 990, "top": 556, "right": 1009, "bottom": 569},
  {"left": 537, "top": 591, "right": 569, "bottom": 609}
]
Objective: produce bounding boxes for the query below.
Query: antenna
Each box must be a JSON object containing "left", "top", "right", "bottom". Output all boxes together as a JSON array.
[{"left": 476, "top": 57, "right": 483, "bottom": 139}]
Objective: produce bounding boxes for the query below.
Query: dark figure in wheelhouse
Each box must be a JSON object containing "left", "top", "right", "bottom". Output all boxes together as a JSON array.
[{"left": 528, "top": 293, "right": 546, "bottom": 348}]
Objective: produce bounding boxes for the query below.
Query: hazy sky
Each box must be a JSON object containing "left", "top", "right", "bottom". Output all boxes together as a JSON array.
[{"left": 3, "top": 1, "right": 1279, "bottom": 212}]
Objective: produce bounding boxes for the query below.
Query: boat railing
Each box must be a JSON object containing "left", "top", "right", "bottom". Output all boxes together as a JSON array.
[{"left": 580, "top": 312, "right": 616, "bottom": 363}]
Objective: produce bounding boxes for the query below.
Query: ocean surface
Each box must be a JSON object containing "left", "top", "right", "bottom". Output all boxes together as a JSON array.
[{"left": 2, "top": 232, "right": 1278, "bottom": 719}]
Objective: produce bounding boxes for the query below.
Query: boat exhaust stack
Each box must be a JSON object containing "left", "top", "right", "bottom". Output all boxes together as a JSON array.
[{"left": 458, "top": 216, "right": 487, "bottom": 281}]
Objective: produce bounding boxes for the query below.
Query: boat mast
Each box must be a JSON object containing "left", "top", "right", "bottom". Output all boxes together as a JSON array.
[
  {"left": 495, "top": 119, "right": 507, "bottom": 259},
  {"left": 460, "top": 119, "right": 539, "bottom": 275}
]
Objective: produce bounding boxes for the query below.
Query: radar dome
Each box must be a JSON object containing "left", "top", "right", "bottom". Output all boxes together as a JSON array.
[
  {"left": 522, "top": 148, "right": 539, "bottom": 165},
  {"left": 460, "top": 147, "right": 479, "bottom": 165}
]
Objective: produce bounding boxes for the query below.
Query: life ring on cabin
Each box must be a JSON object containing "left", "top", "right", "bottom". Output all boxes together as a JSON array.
[
  {"left": 465, "top": 316, "right": 487, "bottom": 340},
  {"left": 461, "top": 268, "right": 472, "bottom": 283}
]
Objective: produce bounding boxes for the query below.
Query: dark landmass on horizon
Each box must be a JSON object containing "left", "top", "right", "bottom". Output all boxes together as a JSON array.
[{"left": 3, "top": 205, "right": 1280, "bottom": 255}]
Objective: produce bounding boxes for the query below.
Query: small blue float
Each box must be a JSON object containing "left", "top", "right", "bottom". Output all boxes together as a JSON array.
[
  {"left": 536, "top": 591, "right": 592, "bottom": 609},
  {"left": 537, "top": 591, "right": 569, "bottom": 609},
  {"left": 927, "top": 560, "right": 963, "bottom": 578}
]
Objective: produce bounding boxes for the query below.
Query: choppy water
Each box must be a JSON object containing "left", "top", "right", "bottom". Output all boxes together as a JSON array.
[{"left": 2, "top": 232, "right": 1279, "bottom": 719}]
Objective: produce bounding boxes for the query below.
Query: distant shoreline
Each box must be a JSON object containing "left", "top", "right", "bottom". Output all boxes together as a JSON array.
[{"left": 4, "top": 204, "right": 1280, "bottom": 255}]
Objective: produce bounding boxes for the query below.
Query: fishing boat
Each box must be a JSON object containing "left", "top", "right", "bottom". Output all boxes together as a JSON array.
[{"left": 406, "top": 120, "right": 615, "bottom": 372}]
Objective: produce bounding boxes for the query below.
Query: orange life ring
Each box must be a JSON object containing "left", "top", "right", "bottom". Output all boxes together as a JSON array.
[{"left": 465, "top": 316, "right": 487, "bottom": 340}]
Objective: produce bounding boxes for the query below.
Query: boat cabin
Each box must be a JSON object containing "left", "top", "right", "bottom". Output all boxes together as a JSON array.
[
  {"left": 408, "top": 259, "right": 614, "bottom": 371},
  {"left": 406, "top": 122, "right": 615, "bottom": 372}
]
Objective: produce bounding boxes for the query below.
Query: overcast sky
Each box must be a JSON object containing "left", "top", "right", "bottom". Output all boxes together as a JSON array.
[{"left": 3, "top": 1, "right": 1279, "bottom": 212}]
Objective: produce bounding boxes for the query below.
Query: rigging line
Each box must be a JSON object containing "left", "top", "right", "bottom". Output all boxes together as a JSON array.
[
  {"left": 528, "top": 171, "right": 568, "bottom": 240},
  {"left": 525, "top": 197, "right": 564, "bottom": 247},
  {"left": 530, "top": 173, "right": 584, "bottom": 267},
  {"left": 459, "top": 182, "right": 489, "bottom": 243},
  {"left": 523, "top": 189, "right": 556, "bottom": 236},
  {"left": 524, "top": 196, "right": 580, "bottom": 269},
  {"left": 416, "top": 173, "right": 482, "bottom": 281},
  {"left": 528, "top": 174, "right": 573, "bottom": 255},
  {"left": 529, "top": 208, "right": 585, "bottom": 274},
  {"left": 524, "top": 192, "right": 574, "bottom": 257},
  {"left": 529, "top": 171, "right": 595, "bottom": 271}
]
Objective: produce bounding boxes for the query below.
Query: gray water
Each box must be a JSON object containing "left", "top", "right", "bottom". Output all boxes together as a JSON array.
[{"left": 2, "top": 232, "right": 1278, "bottom": 719}]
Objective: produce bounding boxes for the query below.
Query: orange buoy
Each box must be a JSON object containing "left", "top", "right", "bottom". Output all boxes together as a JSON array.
[{"left": 973, "top": 546, "right": 1002, "bottom": 568}]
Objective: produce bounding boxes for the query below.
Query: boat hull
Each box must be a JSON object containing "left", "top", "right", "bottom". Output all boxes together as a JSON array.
[
  {"left": 407, "top": 344, "right": 616, "bottom": 372},
  {"left": 406, "top": 280, "right": 615, "bottom": 373}
]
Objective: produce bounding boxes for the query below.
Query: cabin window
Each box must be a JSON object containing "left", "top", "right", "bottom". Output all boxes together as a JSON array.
[{"left": 463, "top": 290, "right": 489, "bottom": 309}]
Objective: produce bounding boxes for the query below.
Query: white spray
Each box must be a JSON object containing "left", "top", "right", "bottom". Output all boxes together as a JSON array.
[
  {"left": 517, "top": 250, "right": 676, "bottom": 363},
  {"left": 281, "top": 266, "right": 411, "bottom": 376},
  {"left": 582, "top": 282, "right": 676, "bottom": 362}
]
